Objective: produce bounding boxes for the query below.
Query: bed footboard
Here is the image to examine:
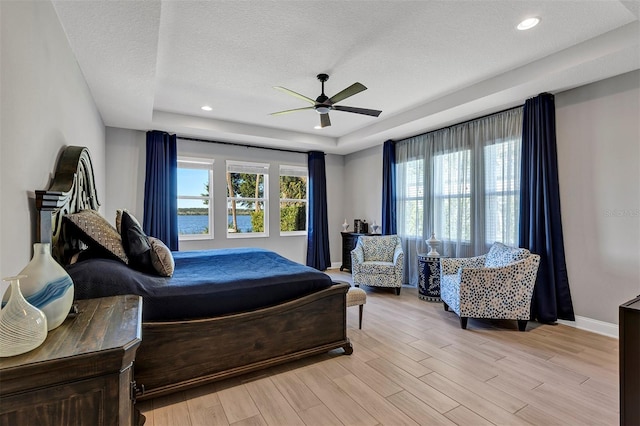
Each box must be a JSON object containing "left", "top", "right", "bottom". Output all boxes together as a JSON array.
[{"left": 135, "top": 282, "right": 350, "bottom": 400}]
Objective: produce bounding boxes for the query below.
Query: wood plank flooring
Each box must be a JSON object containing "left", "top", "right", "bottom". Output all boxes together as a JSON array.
[{"left": 137, "top": 271, "right": 619, "bottom": 425}]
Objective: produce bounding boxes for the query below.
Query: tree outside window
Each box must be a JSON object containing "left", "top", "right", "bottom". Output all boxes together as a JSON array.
[
  {"left": 279, "top": 165, "right": 307, "bottom": 235},
  {"left": 226, "top": 161, "right": 269, "bottom": 237}
]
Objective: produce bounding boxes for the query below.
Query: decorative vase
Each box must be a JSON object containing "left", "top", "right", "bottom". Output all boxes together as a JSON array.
[
  {"left": 0, "top": 275, "right": 48, "bottom": 357},
  {"left": 17, "top": 243, "right": 74, "bottom": 331},
  {"left": 342, "top": 219, "right": 349, "bottom": 232},
  {"left": 426, "top": 233, "right": 441, "bottom": 256},
  {"left": 371, "top": 220, "right": 380, "bottom": 234}
]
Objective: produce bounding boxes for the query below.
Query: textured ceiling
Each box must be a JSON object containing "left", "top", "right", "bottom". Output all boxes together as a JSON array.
[{"left": 52, "top": 1, "right": 639, "bottom": 154}]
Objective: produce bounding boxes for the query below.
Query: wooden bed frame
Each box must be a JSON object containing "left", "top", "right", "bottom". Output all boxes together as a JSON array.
[{"left": 36, "top": 146, "right": 352, "bottom": 400}]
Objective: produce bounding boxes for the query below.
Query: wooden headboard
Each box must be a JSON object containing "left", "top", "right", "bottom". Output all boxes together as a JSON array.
[{"left": 36, "top": 146, "right": 100, "bottom": 263}]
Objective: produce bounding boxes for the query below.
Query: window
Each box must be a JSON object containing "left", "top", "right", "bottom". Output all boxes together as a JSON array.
[
  {"left": 433, "top": 150, "right": 471, "bottom": 242},
  {"left": 177, "top": 157, "right": 214, "bottom": 240},
  {"left": 279, "top": 165, "right": 307, "bottom": 235},
  {"left": 226, "top": 161, "right": 269, "bottom": 237},
  {"left": 396, "top": 108, "right": 522, "bottom": 255},
  {"left": 484, "top": 139, "right": 520, "bottom": 246},
  {"left": 431, "top": 141, "right": 520, "bottom": 247},
  {"left": 397, "top": 158, "right": 424, "bottom": 237}
]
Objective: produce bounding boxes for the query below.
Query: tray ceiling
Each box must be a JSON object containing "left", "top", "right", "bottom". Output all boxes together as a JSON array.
[{"left": 52, "top": 1, "right": 639, "bottom": 154}]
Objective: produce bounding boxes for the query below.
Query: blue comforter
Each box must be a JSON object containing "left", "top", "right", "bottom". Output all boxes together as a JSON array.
[{"left": 67, "top": 248, "right": 333, "bottom": 321}]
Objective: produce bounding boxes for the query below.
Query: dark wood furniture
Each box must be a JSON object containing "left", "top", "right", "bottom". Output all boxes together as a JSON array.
[
  {"left": 35, "top": 146, "right": 352, "bottom": 400},
  {"left": 418, "top": 254, "right": 442, "bottom": 301},
  {"left": 620, "top": 295, "right": 640, "bottom": 426},
  {"left": 0, "top": 295, "right": 142, "bottom": 426},
  {"left": 340, "top": 232, "right": 380, "bottom": 271}
]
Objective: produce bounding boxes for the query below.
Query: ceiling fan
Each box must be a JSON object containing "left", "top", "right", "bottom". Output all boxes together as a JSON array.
[{"left": 271, "top": 74, "right": 382, "bottom": 128}]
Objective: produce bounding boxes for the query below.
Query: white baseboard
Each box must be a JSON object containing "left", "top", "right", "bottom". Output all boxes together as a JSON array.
[
  {"left": 558, "top": 316, "right": 618, "bottom": 338},
  {"left": 329, "top": 262, "right": 342, "bottom": 270}
]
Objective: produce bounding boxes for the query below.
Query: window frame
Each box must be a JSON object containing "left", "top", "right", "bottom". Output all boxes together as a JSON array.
[
  {"left": 279, "top": 165, "right": 308, "bottom": 237},
  {"left": 483, "top": 138, "right": 521, "bottom": 246},
  {"left": 226, "top": 160, "right": 269, "bottom": 239},
  {"left": 177, "top": 156, "right": 215, "bottom": 241},
  {"left": 432, "top": 149, "right": 472, "bottom": 243},
  {"left": 397, "top": 158, "right": 425, "bottom": 238}
]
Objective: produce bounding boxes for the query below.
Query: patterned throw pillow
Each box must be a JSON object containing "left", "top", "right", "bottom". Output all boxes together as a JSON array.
[
  {"left": 64, "top": 209, "right": 128, "bottom": 264},
  {"left": 148, "top": 237, "right": 175, "bottom": 277},
  {"left": 485, "top": 242, "right": 529, "bottom": 268}
]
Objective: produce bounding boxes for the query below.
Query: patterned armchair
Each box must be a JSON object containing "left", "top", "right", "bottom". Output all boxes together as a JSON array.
[
  {"left": 440, "top": 242, "right": 541, "bottom": 331},
  {"left": 351, "top": 235, "right": 404, "bottom": 295}
]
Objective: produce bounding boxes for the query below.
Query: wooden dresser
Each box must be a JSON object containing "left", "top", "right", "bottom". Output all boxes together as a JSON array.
[
  {"left": 620, "top": 295, "right": 640, "bottom": 426},
  {"left": 0, "top": 295, "right": 142, "bottom": 426}
]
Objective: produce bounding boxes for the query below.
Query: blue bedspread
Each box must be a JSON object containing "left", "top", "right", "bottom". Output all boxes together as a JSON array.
[{"left": 67, "top": 248, "right": 333, "bottom": 321}]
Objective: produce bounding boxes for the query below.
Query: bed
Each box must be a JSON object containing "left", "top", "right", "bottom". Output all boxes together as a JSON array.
[{"left": 35, "top": 146, "right": 352, "bottom": 400}]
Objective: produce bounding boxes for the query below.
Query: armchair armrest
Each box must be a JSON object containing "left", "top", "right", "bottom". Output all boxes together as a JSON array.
[
  {"left": 457, "top": 255, "right": 541, "bottom": 319},
  {"left": 440, "top": 255, "right": 486, "bottom": 275},
  {"left": 351, "top": 245, "right": 364, "bottom": 272},
  {"left": 393, "top": 243, "right": 404, "bottom": 266}
]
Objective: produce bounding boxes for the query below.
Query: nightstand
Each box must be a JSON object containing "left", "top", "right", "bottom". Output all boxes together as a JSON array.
[{"left": 0, "top": 295, "right": 142, "bottom": 425}]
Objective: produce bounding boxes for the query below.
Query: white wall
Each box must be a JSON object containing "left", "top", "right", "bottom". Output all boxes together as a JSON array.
[
  {"left": 105, "top": 128, "right": 346, "bottom": 265},
  {"left": 104, "top": 127, "right": 146, "bottom": 223},
  {"left": 344, "top": 145, "right": 383, "bottom": 230},
  {"left": 0, "top": 1, "right": 105, "bottom": 279},
  {"left": 325, "top": 153, "right": 346, "bottom": 266},
  {"left": 556, "top": 70, "right": 640, "bottom": 325}
]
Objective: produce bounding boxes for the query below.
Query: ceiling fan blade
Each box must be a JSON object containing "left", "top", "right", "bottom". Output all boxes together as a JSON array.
[
  {"left": 270, "top": 106, "right": 314, "bottom": 116},
  {"left": 328, "top": 82, "right": 367, "bottom": 104},
  {"left": 333, "top": 105, "right": 382, "bottom": 117},
  {"left": 320, "top": 113, "right": 331, "bottom": 128},
  {"left": 273, "top": 86, "right": 316, "bottom": 105}
]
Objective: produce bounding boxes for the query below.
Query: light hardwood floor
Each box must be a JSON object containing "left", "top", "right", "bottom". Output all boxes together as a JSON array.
[{"left": 137, "top": 270, "right": 619, "bottom": 425}]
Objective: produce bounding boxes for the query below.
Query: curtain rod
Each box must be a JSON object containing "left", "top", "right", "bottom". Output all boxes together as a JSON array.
[
  {"left": 177, "top": 136, "right": 309, "bottom": 155},
  {"left": 394, "top": 104, "right": 523, "bottom": 143}
]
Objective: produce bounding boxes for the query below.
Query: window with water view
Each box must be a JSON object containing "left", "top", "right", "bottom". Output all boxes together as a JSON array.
[
  {"left": 177, "top": 158, "right": 214, "bottom": 239},
  {"left": 226, "top": 161, "right": 269, "bottom": 237}
]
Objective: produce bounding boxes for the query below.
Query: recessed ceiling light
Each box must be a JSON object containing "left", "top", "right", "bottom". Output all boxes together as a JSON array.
[
  {"left": 201, "top": 105, "right": 212, "bottom": 111},
  {"left": 517, "top": 17, "right": 540, "bottom": 31},
  {"left": 314, "top": 125, "right": 322, "bottom": 130}
]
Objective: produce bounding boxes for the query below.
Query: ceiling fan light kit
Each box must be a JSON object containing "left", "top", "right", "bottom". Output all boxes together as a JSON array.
[{"left": 271, "top": 73, "right": 382, "bottom": 128}]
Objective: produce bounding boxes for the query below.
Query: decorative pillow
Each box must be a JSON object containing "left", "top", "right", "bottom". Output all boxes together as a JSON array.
[
  {"left": 115, "top": 209, "right": 141, "bottom": 234},
  {"left": 120, "top": 211, "right": 153, "bottom": 273},
  {"left": 485, "top": 242, "right": 529, "bottom": 268},
  {"left": 148, "top": 237, "right": 175, "bottom": 277},
  {"left": 64, "top": 209, "right": 128, "bottom": 264}
]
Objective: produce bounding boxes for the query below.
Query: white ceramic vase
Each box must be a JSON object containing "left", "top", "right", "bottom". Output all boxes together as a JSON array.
[
  {"left": 426, "top": 232, "right": 441, "bottom": 256},
  {"left": 18, "top": 243, "right": 74, "bottom": 331},
  {"left": 0, "top": 275, "right": 48, "bottom": 357}
]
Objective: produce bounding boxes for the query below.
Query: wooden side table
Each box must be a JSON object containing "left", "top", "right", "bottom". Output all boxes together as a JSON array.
[
  {"left": 0, "top": 295, "right": 142, "bottom": 426},
  {"left": 418, "top": 254, "right": 442, "bottom": 302}
]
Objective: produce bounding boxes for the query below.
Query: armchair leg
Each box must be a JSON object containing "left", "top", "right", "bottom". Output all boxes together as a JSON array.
[
  {"left": 460, "top": 317, "right": 468, "bottom": 329},
  {"left": 517, "top": 320, "right": 528, "bottom": 332},
  {"left": 443, "top": 302, "right": 449, "bottom": 312},
  {"left": 395, "top": 287, "right": 401, "bottom": 296},
  {"left": 358, "top": 305, "right": 363, "bottom": 329}
]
